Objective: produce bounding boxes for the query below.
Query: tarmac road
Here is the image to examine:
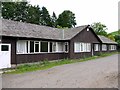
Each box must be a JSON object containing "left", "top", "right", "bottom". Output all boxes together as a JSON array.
[{"left": 2, "top": 54, "right": 118, "bottom": 88}]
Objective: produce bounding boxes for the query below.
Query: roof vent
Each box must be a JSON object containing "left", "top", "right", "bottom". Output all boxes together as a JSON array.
[{"left": 87, "top": 28, "right": 89, "bottom": 31}]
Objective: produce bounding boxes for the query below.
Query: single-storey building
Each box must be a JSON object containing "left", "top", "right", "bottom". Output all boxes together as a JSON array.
[
  {"left": 98, "top": 35, "right": 117, "bottom": 52},
  {"left": 0, "top": 19, "right": 118, "bottom": 68}
]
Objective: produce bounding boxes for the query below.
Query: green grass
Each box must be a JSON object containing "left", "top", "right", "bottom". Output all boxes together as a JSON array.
[{"left": 5, "top": 52, "right": 118, "bottom": 74}]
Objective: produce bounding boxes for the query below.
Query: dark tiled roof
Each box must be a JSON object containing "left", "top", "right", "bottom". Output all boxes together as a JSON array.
[
  {"left": 1, "top": 19, "right": 63, "bottom": 40},
  {"left": 64, "top": 25, "right": 88, "bottom": 40},
  {"left": 1, "top": 19, "right": 88, "bottom": 40},
  {"left": 98, "top": 35, "right": 117, "bottom": 44}
]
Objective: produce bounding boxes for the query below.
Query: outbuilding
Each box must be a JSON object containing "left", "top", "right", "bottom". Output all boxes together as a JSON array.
[{"left": 0, "top": 19, "right": 117, "bottom": 68}]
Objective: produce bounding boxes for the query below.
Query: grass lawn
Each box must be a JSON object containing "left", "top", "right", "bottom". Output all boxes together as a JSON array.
[{"left": 4, "top": 52, "right": 118, "bottom": 74}]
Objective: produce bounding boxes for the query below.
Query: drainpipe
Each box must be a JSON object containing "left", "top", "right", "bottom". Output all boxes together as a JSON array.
[
  {"left": 62, "top": 29, "right": 65, "bottom": 58},
  {"left": 62, "top": 29, "right": 64, "bottom": 40}
]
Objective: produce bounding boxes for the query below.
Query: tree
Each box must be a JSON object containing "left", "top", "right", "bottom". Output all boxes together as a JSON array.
[
  {"left": 91, "top": 22, "right": 107, "bottom": 36},
  {"left": 51, "top": 12, "right": 57, "bottom": 27},
  {"left": 57, "top": 10, "right": 76, "bottom": 28},
  {"left": 26, "top": 5, "right": 41, "bottom": 24},
  {"left": 2, "top": 2, "right": 41, "bottom": 25},
  {"left": 2, "top": 2, "right": 28, "bottom": 22},
  {"left": 114, "top": 34, "right": 120, "bottom": 50},
  {"left": 107, "top": 34, "right": 115, "bottom": 41},
  {"left": 40, "top": 7, "right": 52, "bottom": 26}
]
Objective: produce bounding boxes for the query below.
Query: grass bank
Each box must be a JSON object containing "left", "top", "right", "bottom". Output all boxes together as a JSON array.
[{"left": 5, "top": 52, "right": 118, "bottom": 74}]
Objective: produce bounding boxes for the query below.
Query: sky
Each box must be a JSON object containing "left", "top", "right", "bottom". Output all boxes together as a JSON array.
[{"left": 28, "top": 0, "right": 119, "bottom": 33}]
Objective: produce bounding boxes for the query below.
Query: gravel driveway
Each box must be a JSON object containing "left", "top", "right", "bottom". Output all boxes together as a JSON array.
[{"left": 2, "top": 54, "right": 118, "bottom": 88}]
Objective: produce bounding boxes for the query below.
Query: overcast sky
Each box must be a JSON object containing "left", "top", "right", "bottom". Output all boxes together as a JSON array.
[{"left": 29, "top": 0, "right": 119, "bottom": 33}]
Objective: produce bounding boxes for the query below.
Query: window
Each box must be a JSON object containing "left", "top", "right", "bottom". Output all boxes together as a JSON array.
[
  {"left": 50, "top": 42, "right": 53, "bottom": 52},
  {"left": 52, "top": 42, "right": 56, "bottom": 52},
  {"left": 84, "top": 43, "right": 87, "bottom": 52},
  {"left": 114, "top": 45, "right": 116, "bottom": 50},
  {"left": 102, "top": 44, "right": 107, "bottom": 51},
  {"left": 34, "top": 41, "right": 40, "bottom": 52},
  {"left": 1, "top": 45, "right": 9, "bottom": 51},
  {"left": 74, "top": 42, "right": 91, "bottom": 52},
  {"left": 74, "top": 43, "right": 80, "bottom": 52},
  {"left": 30, "top": 41, "right": 34, "bottom": 53},
  {"left": 17, "top": 40, "right": 68, "bottom": 54},
  {"left": 81, "top": 43, "right": 83, "bottom": 52},
  {"left": 65, "top": 42, "right": 68, "bottom": 52},
  {"left": 56, "top": 42, "right": 65, "bottom": 52},
  {"left": 87, "top": 43, "right": 91, "bottom": 52},
  {"left": 84, "top": 43, "right": 91, "bottom": 52},
  {"left": 94, "top": 44, "right": 99, "bottom": 51},
  {"left": 109, "top": 45, "right": 116, "bottom": 50},
  {"left": 41, "top": 42, "right": 48, "bottom": 52},
  {"left": 17, "top": 40, "right": 27, "bottom": 53}
]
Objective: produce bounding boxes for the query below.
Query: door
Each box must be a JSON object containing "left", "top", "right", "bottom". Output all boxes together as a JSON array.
[{"left": 0, "top": 44, "right": 11, "bottom": 69}]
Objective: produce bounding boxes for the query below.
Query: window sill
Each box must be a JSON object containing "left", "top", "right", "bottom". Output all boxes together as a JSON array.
[
  {"left": 74, "top": 52, "right": 91, "bottom": 53},
  {"left": 110, "top": 49, "right": 115, "bottom": 51},
  {"left": 16, "top": 52, "right": 69, "bottom": 55},
  {"left": 94, "top": 50, "right": 100, "bottom": 51},
  {"left": 102, "top": 50, "right": 107, "bottom": 51}
]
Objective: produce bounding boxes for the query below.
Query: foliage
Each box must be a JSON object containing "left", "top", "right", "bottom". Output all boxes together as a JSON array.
[
  {"left": 91, "top": 22, "right": 108, "bottom": 36},
  {"left": 2, "top": 2, "right": 28, "bottom": 22},
  {"left": 26, "top": 5, "right": 41, "bottom": 24},
  {"left": 57, "top": 10, "right": 76, "bottom": 28},
  {"left": 51, "top": 12, "right": 57, "bottom": 27},
  {"left": 40, "top": 7, "right": 52, "bottom": 27},
  {"left": 114, "top": 35, "right": 120, "bottom": 45},
  {"left": 107, "top": 34, "right": 115, "bottom": 41},
  {"left": 109, "top": 30, "right": 120, "bottom": 49},
  {"left": 2, "top": 2, "right": 77, "bottom": 28}
]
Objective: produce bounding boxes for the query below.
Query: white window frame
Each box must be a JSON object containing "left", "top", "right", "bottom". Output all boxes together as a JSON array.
[
  {"left": 74, "top": 42, "right": 80, "bottom": 52},
  {"left": 17, "top": 40, "right": 69, "bottom": 54},
  {"left": 17, "top": 40, "right": 27, "bottom": 54},
  {"left": 109, "top": 45, "right": 116, "bottom": 50},
  {"left": 34, "top": 41, "right": 40, "bottom": 53},
  {"left": 74, "top": 42, "right": 91, "bottom": 53},
  {"left": 40, "top": 41, "right": 49, "bottom": 53},
  {"left": 87, "top": 43, "right": 91, "bottom": 52},
  {"left": 102, "top": 44, "right": 107, "bottom": 51},
  {"left": 80, "top": 43, "right": 84, "bottom": 52},
  {"left": 94, "top": 44, "right": 99, "bottom": 51}
]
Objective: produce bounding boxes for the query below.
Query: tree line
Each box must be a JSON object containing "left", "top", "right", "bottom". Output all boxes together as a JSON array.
[
  {"left": 2, "top": 1, "right": 120, "bottom": 48},
  {"left": 2, "top": 2, "right": 76, "bottom": 28}
]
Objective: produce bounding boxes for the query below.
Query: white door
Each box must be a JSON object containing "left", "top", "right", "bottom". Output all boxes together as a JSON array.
[{"left": 0, "top": 44, "right": 11, "bottom": 69}]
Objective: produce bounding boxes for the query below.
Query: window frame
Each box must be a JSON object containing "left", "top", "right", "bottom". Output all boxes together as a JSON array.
[
  {"left": 109, "top": 45, "right": 116, "bottom": 51},
  {"left": 40, "top": 41, "right": 49, "bottom": 53},
  {"left": 74, "top": 42, "right": 91, "bottom": 53},
  {"left": 94, "top": 44, "right": 99, "bottom": 51},
  {"left": 34, "top": 41, "right": 40, "bottom": 53},
  {"left": 74, "top": 42, "right": 80, "bottom": 53},
  {"left": 102, "top": 44, "right": 107, "bottom": 51},
  {"left": 17, "top": 40, "right": 69, "bottom": 54}
]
